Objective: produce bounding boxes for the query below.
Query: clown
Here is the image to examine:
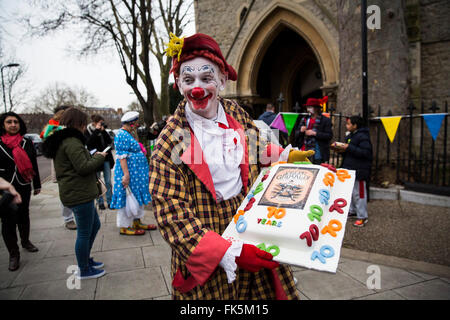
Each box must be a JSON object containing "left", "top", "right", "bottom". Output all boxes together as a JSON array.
[{"left": 149, "top": 33, "right": 307, "bottom": 300}]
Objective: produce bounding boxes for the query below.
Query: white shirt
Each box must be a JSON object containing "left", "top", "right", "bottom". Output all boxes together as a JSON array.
[
  {"left": 185, "top": 102, "right": 243, "bottom": 202},
  {"left": 185, "top": 102, "right": 245, "bottom": 284}
]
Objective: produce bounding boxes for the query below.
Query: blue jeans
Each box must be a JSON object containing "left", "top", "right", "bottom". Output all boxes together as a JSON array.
[
  {"left": 70, "top": 200, "right": 101, "bottom": 272},
  {"left": 97, "top": 161, "right": 112, "bottom": 206}
]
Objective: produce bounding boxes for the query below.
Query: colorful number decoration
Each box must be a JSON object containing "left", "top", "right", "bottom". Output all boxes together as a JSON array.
[
  {"left": 319, "top": 189, "right": 330, "bottom": 205},
  {"left": 253, "top": 182, "right": 264, "bottom": 195},
  {"left": 336, "top": 169, "right": 351, "bottom": 182},
  {"left": 256, "top": 243, "right": 280, "bottom": 257},
  {"left": 307, "top": 205, "right": 323, "bottom": 222},
  {"left": 323, "top": 172, "right": 335, "bottom": 187},
  {"left": 299, "top": 224, "right": 320, "bottom": 247},
  {"left": 321, "top": 219, "right": 342, "bottom": 237},
  {"left": 261, "top": 170, "right": 271, "bottom": 182},
  {"left": 321, "top": 163, "right": 337, "bottom": 172},
  {"left": 244, "top": 197, "right": 256, "bottom": 211},
  {"left": 236, "top": 215, "right": 247, "bottom": 233},
  {"left": 311, "top": 245, "right": 335, "bottom": 264},
  {"left": 329, "top": 198, "right": 347, "bottom": 214},
  {"left": 267, "top": 207, "right": 286, "bottom": 219},
  {"left": 233, "top": 210, "right": 245, "bottom": 223}
]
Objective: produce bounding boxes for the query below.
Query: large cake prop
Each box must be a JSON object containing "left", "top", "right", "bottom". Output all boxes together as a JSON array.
[{"left": 222, "top": 162, "right": 356, "bottom": 273}]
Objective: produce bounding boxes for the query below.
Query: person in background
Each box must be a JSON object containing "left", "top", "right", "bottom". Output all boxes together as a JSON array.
[
  {"left": 297, "top": 98, "right": 333, "bottom": 164},
  {"left": 257, "top": 103, "right": 276, "bottom": 126},
  {"left": 40, "top": 105, "right": 77, "bottom": 230},
  {"left": 42, "top": 107, "right": 107, "bottom": 280},
  {"left": 110, "top": 111, "right": 156, "bottom": 235},
  {"left": 0, "top": 112, "right": 41, "bottom": 272},
  {"left": 85, "top": 114, "right": 114, "bottom": 210},
  {"left": 334, "top": 115, "right": 373, "bottom": 227}
]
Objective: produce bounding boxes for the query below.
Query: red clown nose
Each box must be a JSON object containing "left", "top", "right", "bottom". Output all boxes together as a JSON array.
[{"left": 191, "top": 87, "right": 205, "bottom": 99}]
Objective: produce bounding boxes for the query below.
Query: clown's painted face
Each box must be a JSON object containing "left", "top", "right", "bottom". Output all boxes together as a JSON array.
[{"left": 177, "top": 57, "right": 226, "bottom": 119}]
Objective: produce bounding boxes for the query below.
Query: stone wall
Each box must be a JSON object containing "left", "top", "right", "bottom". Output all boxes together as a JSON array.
[
  {"left": 336, "top": 0, "right": 410, "bottom": 117},
  {"left": 194, "top": 0, "right": 448, "bottom": 116},
  {"left": 420, "top": 0, "right": 450, "bottom": 105}
]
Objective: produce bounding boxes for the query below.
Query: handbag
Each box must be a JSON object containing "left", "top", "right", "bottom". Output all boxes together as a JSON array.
[
  {"left": 125, "top": 187, "right": 140, "bottom": 218},
  {"left": 96, "top": 178, "right": 107, "bottom": 197}
]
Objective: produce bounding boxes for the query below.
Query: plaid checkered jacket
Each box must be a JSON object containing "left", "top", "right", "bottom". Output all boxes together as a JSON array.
[{"left": 149, "top": 97, "right": 299, "bottom": 300}]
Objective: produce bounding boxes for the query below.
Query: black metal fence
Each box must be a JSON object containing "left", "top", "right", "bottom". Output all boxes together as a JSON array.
[{"left": 325, "top": 101, "right": 449, "bottom": 188}]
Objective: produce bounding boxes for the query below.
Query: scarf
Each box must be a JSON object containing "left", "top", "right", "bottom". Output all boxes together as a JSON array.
[{"left": 1, "top": 133, "right": 35, "bottom": 183}]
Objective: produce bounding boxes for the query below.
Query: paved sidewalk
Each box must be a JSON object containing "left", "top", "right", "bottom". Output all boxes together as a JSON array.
[{"left": 0, "top": 180, "right": 449, "bottom": 300}]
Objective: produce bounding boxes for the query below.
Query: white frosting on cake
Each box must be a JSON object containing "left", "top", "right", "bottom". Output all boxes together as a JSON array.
[
  {"left": 222, "top": 162, "right": 356, "bottom": 273},
  {"left": 239, "top": 164, "right": 330, "bottom": 253}
]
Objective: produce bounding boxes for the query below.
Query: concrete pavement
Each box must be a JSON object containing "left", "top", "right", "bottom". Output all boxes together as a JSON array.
[{"left": 1, "top": 179, "right": 449, "bottom": 300}]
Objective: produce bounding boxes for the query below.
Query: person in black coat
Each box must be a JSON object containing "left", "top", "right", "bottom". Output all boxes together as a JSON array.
[
  {"left": 0, "top": 112, "right": 41, "bottom": 271},
  {"left": 335, "top": 115, "right": 373, "bottom": 227},
  {"left": 296, "top": 98, "right": 333, "bottom": 164},
  {"left": 85, "top": 114, "right": 114, "bottom": 210}
]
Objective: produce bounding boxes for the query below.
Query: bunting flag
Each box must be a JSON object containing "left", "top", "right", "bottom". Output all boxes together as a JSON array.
[
  {"left": 270, "top": 113, "right": 301, "bottom": 136},
  {"left": 423, "top": 113, "right": 446, "bottom": 141},
  {"left": 270, "top": 113, "right": 288, "bottom": 134},
  {"left": 281, "top": 113, "right": 300, "bottom": 136},
  {"left": 380, "top": 116, "right": 402, "bottom": 143}
]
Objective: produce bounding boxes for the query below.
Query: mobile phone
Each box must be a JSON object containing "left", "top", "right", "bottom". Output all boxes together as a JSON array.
[{"left": 102, "top": 146, "right": 111, "bottom": 153}]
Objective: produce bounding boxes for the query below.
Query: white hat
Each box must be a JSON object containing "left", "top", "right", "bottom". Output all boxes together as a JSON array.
[{"left": 121, "top": 111, "right": 139, "bottom": 123}]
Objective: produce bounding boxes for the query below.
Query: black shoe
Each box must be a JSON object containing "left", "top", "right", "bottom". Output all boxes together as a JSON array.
[
  {"left": 22, "top": 241, "right": 39, "bottom": 252},
  {"left": 348, "top": 212, "right": 358, "bottom": 219},
  {"left": 8, "top": 255, "right": 20, "bottom": 271},
  {"left": 99, "top": 204, "right": 106, "bottom": 210}
]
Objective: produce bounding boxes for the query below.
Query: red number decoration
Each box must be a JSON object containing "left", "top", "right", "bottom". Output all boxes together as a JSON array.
[{"left": 329, "top": 198, "right": 347, "bottom": 214}]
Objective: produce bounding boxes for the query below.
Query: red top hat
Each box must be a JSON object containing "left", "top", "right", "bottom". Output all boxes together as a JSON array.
[
  {"left": 303, "top": 98, "right": 322, "bottom": 107},
  {"left": 166, "top": 33, "right": 237, "bottom": 88}
]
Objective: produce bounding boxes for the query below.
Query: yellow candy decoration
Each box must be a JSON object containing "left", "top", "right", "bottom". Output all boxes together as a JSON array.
[{"left": 164, "top": 33, "right": 185, "bottom": 61}]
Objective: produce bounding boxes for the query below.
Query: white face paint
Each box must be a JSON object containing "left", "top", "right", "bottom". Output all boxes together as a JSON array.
[{"left": 177, "top": 57, "right": 226, "bottom": 119}]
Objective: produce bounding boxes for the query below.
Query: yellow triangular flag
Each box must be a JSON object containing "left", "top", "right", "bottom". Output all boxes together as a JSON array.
[{"left": 380, "top": 116, "right": 402, "bottom": 143}]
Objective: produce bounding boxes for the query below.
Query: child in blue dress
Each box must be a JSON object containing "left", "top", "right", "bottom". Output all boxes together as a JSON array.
[{"left": 110, "top": 111, "right": 156, "bottom": 235}]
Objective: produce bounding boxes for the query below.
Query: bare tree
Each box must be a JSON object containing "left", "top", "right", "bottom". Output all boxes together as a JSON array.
[
  {"left": 150, "top": 0, "right": 193, "bottom": 117},
  {"left": 32, "top": 82, "right": 98, "bottom": 113},
  {"left": 23, "top": 0, "right": 193, "bottom": 126},
  {"left": 5, "top": 64, "right": 28, "bottom": 112}
]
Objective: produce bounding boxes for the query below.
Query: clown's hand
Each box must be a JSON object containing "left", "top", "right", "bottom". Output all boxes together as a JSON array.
[{"left": 287, "top": 149, "right": 315, "bottom": 163}]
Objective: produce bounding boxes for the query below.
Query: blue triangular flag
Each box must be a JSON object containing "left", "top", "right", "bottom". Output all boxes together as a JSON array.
[{"left": 423, "top": 113, "right": 446, "bottom": 141}]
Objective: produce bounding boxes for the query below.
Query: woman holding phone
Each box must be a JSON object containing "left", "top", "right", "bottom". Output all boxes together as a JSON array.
[
  {"left": 42, "top": 107, "right": 107, "bottom": 280},
  {"left": 110, "top": 111, "right": 156, "bottom": 235}
]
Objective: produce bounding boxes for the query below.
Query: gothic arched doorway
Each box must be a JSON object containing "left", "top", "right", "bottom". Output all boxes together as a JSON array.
[
  {"left": 255, "top": 27, "right": 323, "bottom": 116},
  {"left": 232, "top": 4, "right": 339, "bottom": 118}
]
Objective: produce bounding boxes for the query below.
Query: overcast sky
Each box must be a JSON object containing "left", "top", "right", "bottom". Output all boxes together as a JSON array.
[{"left": 0, "top": 0, "right": 195, "bottom": 112}]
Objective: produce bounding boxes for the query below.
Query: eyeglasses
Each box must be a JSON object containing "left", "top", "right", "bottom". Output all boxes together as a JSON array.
[{"left": 5, "top": 120, "right": 19, "bottom": 124}]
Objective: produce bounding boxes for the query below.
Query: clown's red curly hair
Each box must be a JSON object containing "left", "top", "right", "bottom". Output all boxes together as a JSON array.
[{"left": 171, "top": 49, "right": 227, "bottom": 80}]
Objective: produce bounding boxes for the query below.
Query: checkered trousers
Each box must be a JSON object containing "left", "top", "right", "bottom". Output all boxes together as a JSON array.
[{"left": 149, "top": 97, "right": 299, "bottom": 300}]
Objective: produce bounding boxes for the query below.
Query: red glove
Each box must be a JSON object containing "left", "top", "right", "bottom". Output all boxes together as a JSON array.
[
  {"left": 235, "top": 244, "right": 279, "bottom": 272},
  {"left": 260, "top": 143, "right": 285, "bottom": 167}
]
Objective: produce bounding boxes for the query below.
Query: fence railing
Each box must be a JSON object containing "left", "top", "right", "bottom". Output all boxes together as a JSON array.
[{"left": 325, "top": 101, "right": 449, "bottom": 188}]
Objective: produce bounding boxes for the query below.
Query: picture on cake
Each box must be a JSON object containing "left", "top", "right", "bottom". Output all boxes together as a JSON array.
[{"left": 258, "top": 167, "right": 319, "bottom": 209}]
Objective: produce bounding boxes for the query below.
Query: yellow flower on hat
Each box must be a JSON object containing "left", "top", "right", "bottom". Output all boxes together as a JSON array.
[{"left": 164, "top": 33, "right": 184, "bottom": 61}]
